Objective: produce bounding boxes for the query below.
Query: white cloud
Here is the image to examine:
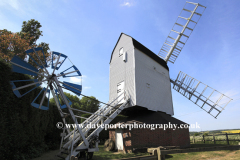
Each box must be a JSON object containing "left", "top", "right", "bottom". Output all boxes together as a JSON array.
[
  {"left": 0, "top": 0, "right": 42, "bottom": 18},
  {"left": 121, "top": 2, "right": 133, "bottom": 7},
  {"left": 68, "top": 75, "right": 87, "bottom": 83},
  {"left": 0, "top": 0, "right": 20, "bottom": 10},
  {"left": 70, "top": 77, "right": 82, "bottom": 83},
  {"left": 83, "top": 86, "right": 91, "bottom": 90}
]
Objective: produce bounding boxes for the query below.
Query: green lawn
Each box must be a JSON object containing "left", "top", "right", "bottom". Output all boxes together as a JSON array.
[
  {"left": 165, "top": 144, "right": 240, "bottom": 160},
  {"left": 93, "top": 144, "right": 240, "bottom": 160},
  {"left": 33, "top": 144, "right": 240, "bottom": 160},
  {"left": 32, "top": 145, "right": 150, "bottom": 160},
  {"left": 165, "top": 150, "right": 240, "bottom": 160},
  {"left": 190, "top": 134, "right": 240, "bottom": 145}
]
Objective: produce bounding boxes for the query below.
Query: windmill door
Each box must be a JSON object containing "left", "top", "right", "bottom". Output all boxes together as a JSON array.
[
  {"left": 115, "top": 129, "right": 123, "bottom": 150},
  {"left": 117, "top": 81, "right": 125, "bottom": 104}
]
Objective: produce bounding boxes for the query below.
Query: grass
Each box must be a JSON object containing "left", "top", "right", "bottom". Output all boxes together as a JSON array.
[
  {"left": 92, "top": 144, "right": 240, "bottom": 160},
  {"left": 190, "top": 144, "right": 229, "bottom": 148},
  {"left": 165, "top": 150, "right": 240, "bottom": 160},
  {"left": 163, "top": 143, "right": 240, "bottom": 160},
  {"left": 32, "top": 145, "right": 150, "bottom": 160},
  {"left": 32, "top": 129, "right": 240, "bottom": 160},
  {"left": 32, "top": 143, "right": 240, "bottom": 160},
  {"left": 190, "top": 134, "right": 240, "bottom": 145},
  {"left": 92, "top": 145, "right": 149, "bottom": 160}
]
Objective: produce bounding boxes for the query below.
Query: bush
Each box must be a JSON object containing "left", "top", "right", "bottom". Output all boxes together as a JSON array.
[
  {"left": 194, "top": 133, "right": 200, "bottom": 136},
  {"left": 203, "top": 132, "right": 209, "bottom": 136}
]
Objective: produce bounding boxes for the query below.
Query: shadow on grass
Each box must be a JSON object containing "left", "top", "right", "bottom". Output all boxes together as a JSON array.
[
  {"left": 92, "top": 145, "right": 149, "bottom": 160},
  {"left": 165, "top": 155, "right": 173, "bottom": 158},
  {"left": 190, "top": 143, "right": 229, "bottom": 148}
]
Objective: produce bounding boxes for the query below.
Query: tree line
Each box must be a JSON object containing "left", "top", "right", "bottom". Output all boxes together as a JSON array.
[
  {"left": 0, "top": 19, "right": 101, "bottom": 159},
  {"left": 0, "top": 19, "right": 100, "bottom": 113}
]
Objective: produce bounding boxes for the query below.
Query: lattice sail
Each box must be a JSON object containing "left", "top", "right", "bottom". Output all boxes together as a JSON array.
[
  {"left": 158, "top": 1, "right": 206, "bottom": 64},
  {"left": 170, "top": 71, "right": 232, "bottom": 118}
]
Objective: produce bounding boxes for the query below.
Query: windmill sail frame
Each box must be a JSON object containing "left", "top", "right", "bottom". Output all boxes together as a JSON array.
[
  {"left": 171, "top": 71, "right": 232, "bottom": 118},
  {"left": 158, "top": 1, "right": 206, "bottom": 63}
]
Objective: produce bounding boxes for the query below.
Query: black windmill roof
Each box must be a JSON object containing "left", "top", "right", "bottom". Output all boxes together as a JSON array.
[{"left": 110, "top": 33, "right": 169, "bottom": 71}]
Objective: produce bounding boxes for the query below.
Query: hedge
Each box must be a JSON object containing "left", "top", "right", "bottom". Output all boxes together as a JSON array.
[{"left": 0, "top": 59, "right": 62, "bottom": 159}]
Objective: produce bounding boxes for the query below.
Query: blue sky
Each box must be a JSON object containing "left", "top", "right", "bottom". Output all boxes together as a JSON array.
[{"left": 1, "top": 0, "right": 239, "bottom": 132}]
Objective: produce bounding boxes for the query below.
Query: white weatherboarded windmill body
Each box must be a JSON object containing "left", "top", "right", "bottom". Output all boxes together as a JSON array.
[
  {"left": 109, "top": 1, "right": 232, "bottom": 119},
  {"left": 109, "top": 33, "right": 174, "bottom": 115}
]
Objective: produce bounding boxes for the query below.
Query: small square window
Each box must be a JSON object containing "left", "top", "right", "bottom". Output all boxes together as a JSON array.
[
  {"left": 119, "top": 47, "right": 123, "bottom": 56},
  {"left": 117, "top": 89, "right": 121, "bottom": 93}
]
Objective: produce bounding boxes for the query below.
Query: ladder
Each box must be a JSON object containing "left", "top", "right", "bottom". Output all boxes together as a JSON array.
[{"left": 54, "top": 85, "right": 129, "bottom": 160}]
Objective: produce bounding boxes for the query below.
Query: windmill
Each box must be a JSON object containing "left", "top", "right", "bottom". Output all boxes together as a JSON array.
[
  {"left": 7, "top": 1, "right": 233, "bottom": 159},
  {"left": 109, "top": 1, "right": 232, "bottom": 119},
  {"left": 107, "top": 1, "right": 233, "bottom": 152},
  {"left": 9, "top": 47, "right": 129, "bottom": 159},
  {"left": 158, "top": 1, "right": 232, "bottom": 118}
]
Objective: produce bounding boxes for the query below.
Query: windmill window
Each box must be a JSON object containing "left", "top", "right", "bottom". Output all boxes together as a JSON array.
[
  {"left": 119, "top": 47, "right": 124, "bottom": 56},
  {"left": 117, "top": 89, "right": 121, "bottom": 93}
]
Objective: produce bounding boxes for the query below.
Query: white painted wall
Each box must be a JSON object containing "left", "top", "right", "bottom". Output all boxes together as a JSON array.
[
  {"left": 134, "top": 48, "right": 174, "bottom": 115},
  {"left": 109, "top": 34, "right": 174, "bottom": 115},
  {"left": 109, "top": 34, "right": 136, "bottom": 106}
]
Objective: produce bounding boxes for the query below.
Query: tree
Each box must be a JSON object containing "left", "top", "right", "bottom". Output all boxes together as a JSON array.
[
  {"left": 50, "top": 92, "right": 81, "bottom": 109},
  {"left": 0, "top": 29, "right": 32, "bottom": 61},
  {"left": 203, "top": 132, "right": 208, "bottom": 136},
  {"left": 194, "top": 133, "right": 200, "bottom": 136},
  {"left": 20, "top": 19, "right": 42, "bottom": 46},
  {"left": 63, "top": 92, "right": 81, "bottom": 109},
  {"left": 20, "top": 19, "right": 51, "bottom": 68},
  {"left": 79, "top": 96, "right": 100, "bottom": 113},
  {"left": 20, "top": 19, "right": 51, "bottom": 63},
  {"left": 0, "top": 19, "right": 51, "bottom": 65},
  {"left": 49, "top": 92, "right": 100, "bottom": 124},
  {"left": 0, "top": 19, "right": 52, "bottom": 81},
  {"left": 50, "top": 93, "right": 100, "bottom": 113}
]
